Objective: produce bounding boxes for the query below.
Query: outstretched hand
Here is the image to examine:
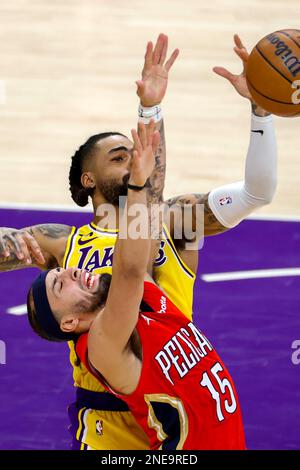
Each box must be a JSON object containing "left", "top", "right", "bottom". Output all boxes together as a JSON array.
[
  {"left": 136, "top": 33, "right": 179, "bottom": 107},
  {"left": 213, "top": 34, "right": 253, "bottom": 101},
  {"left": 130, "top": 120, "right": 160, "bottom": 186},
  {"left": 0, "top": 228, "right": 45, "bottom": 265}
]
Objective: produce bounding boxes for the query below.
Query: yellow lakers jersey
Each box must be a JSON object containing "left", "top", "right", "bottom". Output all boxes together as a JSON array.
[{"left": 63, "top": 221, "right": 196, "bottom": 392}]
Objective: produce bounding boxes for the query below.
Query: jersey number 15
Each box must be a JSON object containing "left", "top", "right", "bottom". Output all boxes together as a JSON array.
[{"left": 200, "top": 362, "right": 237, "bottom": 422}]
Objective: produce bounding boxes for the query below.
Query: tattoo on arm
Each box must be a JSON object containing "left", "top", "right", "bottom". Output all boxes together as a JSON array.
[
  {"left": 166, "top": 193, "right": 229, "bottom": 242},
  {"left": 0, "top": 251, "right": 59, "bottom": 271},
  {"left": 32, "top": 224, "right": 72, "bottom": 239},
  {"left": 0, "top": 253, "right": 28, "bottom": 272},
  {"left": 0, "top": 224, "right": 71, "bottom": 272},
  {"left": 31, "top": 224, "right": 72, "bottom": 268},
  {"left": 147, "top": 119, "right": 166, "bottom": 204}
]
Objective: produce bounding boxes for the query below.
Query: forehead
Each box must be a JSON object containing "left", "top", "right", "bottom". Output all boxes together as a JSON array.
[
  {"left": 45, "top": 269, "right": 55, "bottom": 293},
  {"left": 94, "top": 135, "right": 133, "bottom": 155}
]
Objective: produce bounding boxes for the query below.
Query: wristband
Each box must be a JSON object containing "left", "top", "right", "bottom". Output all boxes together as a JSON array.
[
  {"left": 127, "top": 183, "right": 146, "bottom": 191},
  {"left": 138, "top": 104, "right": 162, "bottom": 124},
  {"left": 127, "top": 180, "right": 151, "bottom": 191}
]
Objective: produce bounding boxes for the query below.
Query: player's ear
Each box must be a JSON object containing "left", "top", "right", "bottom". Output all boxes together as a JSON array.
[
  {"left": 60, "top": 315, "right": 79, "bottom": 333},
  {"left": 81, "top": 172, "right": 96, "bottom": 190}
]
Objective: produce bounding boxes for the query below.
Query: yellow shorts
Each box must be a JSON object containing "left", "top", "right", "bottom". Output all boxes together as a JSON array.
[{"left": 68, "top": 388, "right": 149, "bottom": 450}]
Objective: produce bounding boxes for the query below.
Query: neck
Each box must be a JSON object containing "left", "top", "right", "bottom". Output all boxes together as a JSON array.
[{"left": 92, "top": 194, "right": 121, "bottom": 229}]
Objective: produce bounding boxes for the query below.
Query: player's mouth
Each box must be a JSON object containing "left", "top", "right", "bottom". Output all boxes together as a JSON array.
[{"left": 80, "top": 270, "right": 100, "bottom": 293}]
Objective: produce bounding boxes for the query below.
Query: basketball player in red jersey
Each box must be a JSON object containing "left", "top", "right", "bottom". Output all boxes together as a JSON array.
[{"left": 27, "top": 121, "right": 246, "bottom": 450}]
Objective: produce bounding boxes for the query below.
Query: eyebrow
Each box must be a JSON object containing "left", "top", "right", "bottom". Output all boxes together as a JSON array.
[{"left": 108, "top": 146, "right": 131, "bottom": 154}]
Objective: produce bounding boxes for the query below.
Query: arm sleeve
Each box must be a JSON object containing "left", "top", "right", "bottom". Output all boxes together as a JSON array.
[{"left": 208, "top": 113, "right": 277, "bottom": 229}]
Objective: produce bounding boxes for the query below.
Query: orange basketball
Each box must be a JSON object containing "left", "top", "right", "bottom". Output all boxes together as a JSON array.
[{"left": 246, "top": 29, "right": 300, "bottom": 117}]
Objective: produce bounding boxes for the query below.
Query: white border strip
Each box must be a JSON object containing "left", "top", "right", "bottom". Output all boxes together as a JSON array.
[
  {"left": 0, "top": 201, "right": 92, "bottom": 213},
  {"left": 6, "top": 304, "right": 27, "bottom": 315},
  {"left": 247, "top": 213, "right": 300, "bottom": 222},
  {"left": 202, "top": 268, "right": 300, "bottom": 283}
]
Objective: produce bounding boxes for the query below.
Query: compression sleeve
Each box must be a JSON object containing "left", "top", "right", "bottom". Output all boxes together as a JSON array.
[{"left": 208, "top": 113, "right": 277, "bottom": 228}]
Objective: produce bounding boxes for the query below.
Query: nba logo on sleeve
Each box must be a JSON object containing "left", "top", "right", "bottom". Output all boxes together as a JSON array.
[{"left": 219, "top": 196, "right": 232, "bottom": 206}]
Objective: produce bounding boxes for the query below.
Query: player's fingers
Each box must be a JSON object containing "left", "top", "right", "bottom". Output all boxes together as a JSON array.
[
  {"left": 233, "top": 47, "right": 248, "bottom": 74},
  {"left": 234, "top": 46, "right": 248, "bottom": 62},
  {"left": 152, "top": 130, "right": 161, "bottom": 154},
  {"left": 16, "top": 234, "right": 32, "bottom": 264},
  {"left": 153, "top": 33, "right": 164, "bottom": 65},
  {"left": 131, "top": 128, "right": 143, "bottom": 155},
  {"left": 213, "top": 66, "right": 235, "bottom": 83},
  {"left": 143, "top": 41, "right": 153, "bottom": 73},
  {"left": 0, "top": 234, "right": 9, "bottom": 258},
  {"left": 131, "top": 128, "right": 139, "bottom": 148},
  {"left": 138, "top": 121, "right": 148, "bottom": 149},
  {"left": 131, "top": 148, "right": 139, "bottom": 163},
  {"left": 131, "top": 149, "right": 141, "bottom": 173},
  {"left": 165, "top": 48, "right": 180, "bottom": 72},
  {"left": 146, "top": 119, "right": 155, "bottom": 147},
  {"left": 24, "top": 232, "right": 45, "bottom": 264},
  {"left": 234, "top": 34, "right": 246, "bottom": 50},
  {"left": 5, "top": 233, "right": 24, "bottom": 260},
  {"left": 159, "top": 34, "right": 168, "bottom": 65}
]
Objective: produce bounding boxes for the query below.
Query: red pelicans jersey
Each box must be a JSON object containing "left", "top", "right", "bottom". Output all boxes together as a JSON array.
[{"left": 76, "top": 282, "right": 246, "bottom": 450}]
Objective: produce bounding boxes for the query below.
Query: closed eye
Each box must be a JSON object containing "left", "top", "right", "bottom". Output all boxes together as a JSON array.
[
  {"left": 52, "top": 275, "right": 58, "bottom": 291},
  {"left": 52, "top": 274, "right": 63, "bottom": 293}
]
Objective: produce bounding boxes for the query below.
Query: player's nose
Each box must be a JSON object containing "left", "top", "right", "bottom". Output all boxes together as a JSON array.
[{"left": 70, "top": 268, "right": 81, "bottom": 281}]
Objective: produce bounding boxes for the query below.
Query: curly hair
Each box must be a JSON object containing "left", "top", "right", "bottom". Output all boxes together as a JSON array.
[{"left": 69, "top": 132, "right": 126, "bottom": 207}]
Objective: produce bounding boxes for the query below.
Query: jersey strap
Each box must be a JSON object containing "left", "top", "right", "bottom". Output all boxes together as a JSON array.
[{"left": 63, "top": 226, "right": 78, "bottom": 269}]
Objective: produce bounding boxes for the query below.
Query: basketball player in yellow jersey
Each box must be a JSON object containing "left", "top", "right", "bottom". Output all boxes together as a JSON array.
[{"left": 0, "top": 35, "right": 277, "bottom": 450}]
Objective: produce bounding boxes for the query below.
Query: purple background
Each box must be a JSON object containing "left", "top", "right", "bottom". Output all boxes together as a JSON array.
[{"left": 0, "top": 208, "right": 299, "bottom": 449}]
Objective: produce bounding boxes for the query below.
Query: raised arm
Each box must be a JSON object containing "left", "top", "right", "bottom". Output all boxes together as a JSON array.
[
  {"left": 0, "top": 224, "right": 72, "bottom": 271},
  {"left": 165, "top": 34, "right": 277, "bottom": 247},
  {"left": 88, "top": 121, "right": 159, "bottom": 372},
  {"left": 136, "top": 33, "right": 179, "bottom": 203}
]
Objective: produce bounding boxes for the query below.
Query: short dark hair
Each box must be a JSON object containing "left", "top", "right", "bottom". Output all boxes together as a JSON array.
[
  {"left": 26, "top": 288, "right": 78, "bottom": 342},
  {"left": 69, "top": 132, "right": 127, "bottom": 207}
]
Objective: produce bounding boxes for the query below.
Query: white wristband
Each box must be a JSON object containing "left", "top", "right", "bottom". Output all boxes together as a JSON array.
[{"left": 138, "top": 104, "right": 162, "bottom": 124}]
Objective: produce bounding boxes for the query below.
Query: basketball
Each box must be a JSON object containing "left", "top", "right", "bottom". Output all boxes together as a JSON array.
[{"left": 246, "top": 29, "right": 300, "bottom": 117}]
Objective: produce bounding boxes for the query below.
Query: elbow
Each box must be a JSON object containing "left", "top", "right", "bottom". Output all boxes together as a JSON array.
[
  {"left": 262, "top": 194, "right": 275, "bottom": 206},
  {"left": 245, "top": 175, "right": 278, "bottom": 207},
  {"left": 261, "top": 176, "right": 278, "bottom": 205}
]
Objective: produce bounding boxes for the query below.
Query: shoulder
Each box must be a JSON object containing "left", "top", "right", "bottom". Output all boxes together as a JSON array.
[{"left": 30, "top": 224, "right": 73, "bottom": 268}]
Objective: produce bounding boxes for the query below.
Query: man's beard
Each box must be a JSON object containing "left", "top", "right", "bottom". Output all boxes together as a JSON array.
[
  {"left": 89, "top": 273, "right": 112, "bottom": 313},
  {"left": 73, "top": 273, "right": 112, "bottom": 316},
  {"left": 98, "top": 174, "right": 130, "bottom": 206}
]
